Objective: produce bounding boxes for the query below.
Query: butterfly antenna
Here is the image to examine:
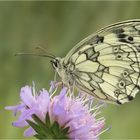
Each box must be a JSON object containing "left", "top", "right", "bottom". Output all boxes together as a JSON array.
[
  {"left": 15, "top": 53, "right": 55, "bottom": 59},
  {"left": 35, "top": 46, "right": 55, "bottom": 57}
]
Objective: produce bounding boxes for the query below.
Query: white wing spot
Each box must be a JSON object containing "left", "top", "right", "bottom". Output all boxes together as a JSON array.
[
  {"left": 76, "top": 60, "right": 99, "bottom": 73},
  {"left": 75, "top": 53, "right": 87, "bottom": 64}
]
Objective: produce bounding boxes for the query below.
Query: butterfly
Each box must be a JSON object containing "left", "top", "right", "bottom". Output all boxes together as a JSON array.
[{"left": 17, "top": 20, "right": 140, "bottom": 105}]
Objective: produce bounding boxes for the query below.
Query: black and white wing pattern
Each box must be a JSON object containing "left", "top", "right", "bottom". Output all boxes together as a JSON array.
[{"left": 64, "top": 20, "right": 140, "bottom": 104}]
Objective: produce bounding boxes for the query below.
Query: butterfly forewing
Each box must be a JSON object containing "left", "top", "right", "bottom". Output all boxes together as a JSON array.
[{"left": 63, "top": 20, "right": 140, "bottom": 104}]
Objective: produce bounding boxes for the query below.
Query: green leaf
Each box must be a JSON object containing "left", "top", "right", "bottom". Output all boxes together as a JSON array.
[
  {"left": 32, "top": 114, "right": 53, "bottom": 136},
  {"left": 27, "top": 120, "right": 48, "bottom": 138},
  {"left": 57, "top": 126, "right": 70, "bottom": 139},
  {"left": 61, "top": 126, "right": 70, "bottom": 135},
  {"left": 27, "top": 120, "right": 41, "bottom": 134},
  {"left": 27, "top": 114, "right": 70, "bottom": 139},
  {"left": 50, "top": 121, "right": 60, "bottom": 137},
  {"left": 34, "top": 134, "right": 46, "bottom": 139},
  {"left": 45, "top": 112, "right": 51, "bottom": 127},
  {"left": 32, "top": 115, "right": 47, "bottom": 128}
]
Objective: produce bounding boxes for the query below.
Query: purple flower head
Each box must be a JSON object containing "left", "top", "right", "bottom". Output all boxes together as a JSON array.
[{"left": 5, "top": 82, "right": 106, "bottom": 139}]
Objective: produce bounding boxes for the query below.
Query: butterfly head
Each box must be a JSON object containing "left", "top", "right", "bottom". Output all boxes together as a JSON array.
[
  {"left": 50, "top": 57, "right": 62, "bottom": 70},
  {"left": 51, "top": 57, "right": 72, "bottom": 86}
]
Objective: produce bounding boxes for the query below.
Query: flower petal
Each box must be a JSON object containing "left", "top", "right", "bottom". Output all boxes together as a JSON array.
[
  {"left": 12, "top": 120, "right": 28, "bottom": 127},
  {"left": 20, "top": 86, "right": 35, "bottom": 107},
  {"left": 19, "top": 109, "right": 35, "bottom": 121},
  {"left": 59, "top": 87, "right": 67, "bottom": 100},
  {"left": 24, "top": 127, "right": 36, "bottom": 137},
  {"left": 5, "top": 104, "right": 25, "bottom": 116},
  {"left": 38, "top": 89, "right": 50, "bottom": 112}
]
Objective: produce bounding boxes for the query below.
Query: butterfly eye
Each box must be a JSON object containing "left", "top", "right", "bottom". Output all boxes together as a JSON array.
[
  {"left": 51, "top": 59, "right": 59, "bottom": 68},
  {"left": 53, "top": 61, "right": 58, "bottom": 68}
]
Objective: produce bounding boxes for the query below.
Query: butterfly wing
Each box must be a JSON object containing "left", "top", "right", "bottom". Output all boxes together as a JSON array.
[{"left": 64, "top": 20, "right": 140, "bottom": 104}]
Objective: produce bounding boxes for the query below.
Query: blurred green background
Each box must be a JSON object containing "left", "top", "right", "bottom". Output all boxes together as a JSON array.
[{"left": 1, "top": 1, "right": 140, "bottom": 139}]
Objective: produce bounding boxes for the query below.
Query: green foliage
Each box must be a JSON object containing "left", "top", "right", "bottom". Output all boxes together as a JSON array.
[{"left": 27, "top": 113, "right": 70, "bottom": 139}]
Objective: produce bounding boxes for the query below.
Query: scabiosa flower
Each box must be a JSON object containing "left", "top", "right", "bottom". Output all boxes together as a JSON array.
[{"left": 5, "top": 82, "right": 106, "bottom": 139}]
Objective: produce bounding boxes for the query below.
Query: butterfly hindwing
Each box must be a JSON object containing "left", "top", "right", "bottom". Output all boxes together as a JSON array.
[{"left": 64, "top": 20, "right": 140, "bottom": 104}]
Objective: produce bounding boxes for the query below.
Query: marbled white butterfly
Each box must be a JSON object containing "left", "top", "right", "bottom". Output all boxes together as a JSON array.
[{"left": 18, "top": 20, "right": 140, "bottom": 105}]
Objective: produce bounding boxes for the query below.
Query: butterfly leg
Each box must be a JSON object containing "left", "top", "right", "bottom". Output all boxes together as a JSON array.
[{"left": 49, "top": 81, "right": 63, "bottom": 94}]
